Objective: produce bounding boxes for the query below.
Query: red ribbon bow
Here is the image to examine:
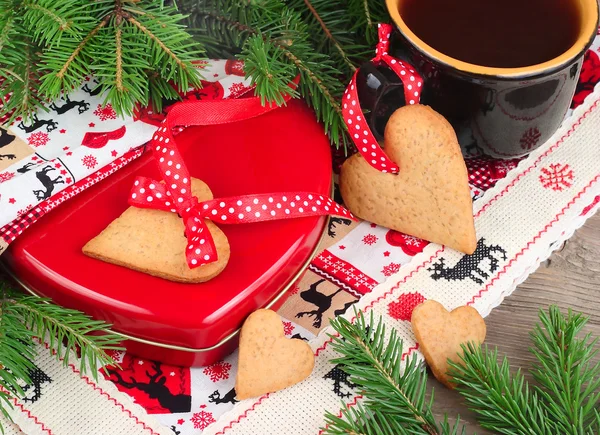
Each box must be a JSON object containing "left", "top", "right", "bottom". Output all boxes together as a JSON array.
[
  {"left": 129, "top": 83, "right": 354, "bottom": 269},
  {"left": 342, "top": 23, "right": 424, "bottom": 174}
]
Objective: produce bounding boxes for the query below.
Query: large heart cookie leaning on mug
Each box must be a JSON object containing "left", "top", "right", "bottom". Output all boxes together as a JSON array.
[
  {"left": 83, "top": 178, "right": 230, "bottom": 283},
  {"left": 340, "top": 104, "right": 476, "bottom": 254}
]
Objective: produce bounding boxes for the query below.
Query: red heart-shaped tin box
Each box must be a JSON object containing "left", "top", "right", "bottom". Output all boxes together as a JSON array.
[{"left": 4, "top": 99, "right": 332, "bottom": 367}]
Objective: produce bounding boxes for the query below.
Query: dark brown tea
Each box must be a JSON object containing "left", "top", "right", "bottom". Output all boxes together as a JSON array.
[{"left": 399, "top": 0, "right": 581, "bottom": 68}]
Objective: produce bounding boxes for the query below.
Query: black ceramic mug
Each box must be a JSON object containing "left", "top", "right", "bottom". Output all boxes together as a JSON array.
[{"left": 361, "top": 0, "right": 598, "bottom": 158}]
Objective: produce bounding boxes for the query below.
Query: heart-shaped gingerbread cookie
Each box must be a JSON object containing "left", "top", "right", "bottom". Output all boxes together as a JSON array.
[
  {"left": 235, "top": 309, "right": 315, "bottom": 400},
  {"left": 83, "top": 178, "right": 230, "bottom": 283},
  {"left": 340, "top": 104, "right": 477, "bottom": 254},
  {"left": 411, "top": 300, "right": 486, "bottom": 388}
]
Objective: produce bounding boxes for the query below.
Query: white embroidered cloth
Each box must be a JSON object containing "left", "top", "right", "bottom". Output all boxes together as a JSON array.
[{"left": 1, "top": 60, "right": 599, "bottom": 434}]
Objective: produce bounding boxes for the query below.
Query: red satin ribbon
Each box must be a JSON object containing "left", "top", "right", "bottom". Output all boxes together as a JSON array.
[
  {"left": 342, "top": 23, "right": 424, "bottom": 174},
  {"left": 129, "top": 78, "right": 354, "bottom": 269}
]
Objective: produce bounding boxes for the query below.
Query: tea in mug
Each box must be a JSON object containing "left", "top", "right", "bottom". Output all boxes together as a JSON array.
[{"left": 399, "top": 0, "right": 581, "bottom": 68}]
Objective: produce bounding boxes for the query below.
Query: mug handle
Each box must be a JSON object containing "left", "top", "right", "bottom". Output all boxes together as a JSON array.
[
  {"left": 356, "top": 60, "right": 412, "bottom": 142},
  {"left": 342, "top": 23, "right": 425, "bottom": 175}
]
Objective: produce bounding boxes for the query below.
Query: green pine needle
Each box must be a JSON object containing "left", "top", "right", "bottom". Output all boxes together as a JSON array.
[
  {"left": 0, "top": 282, "right": 124, "bottom": 431},
  {"left": 529, "top": 306, "right": 600, "bottom": 433},
  {"left": 324, "top": 310, "right": 465, "bottom": 435},
  {"left": 449, "top": 342, "right": 556, "bottom": 435},
  {"left": 0, "top": 0, "right": 205, "bottom": 124},
  {"left": 180, "top": 0, "right": 382, "bottom": 150},
  {"left": 327, "top": 306, "right": 600, "bottom": 435}
]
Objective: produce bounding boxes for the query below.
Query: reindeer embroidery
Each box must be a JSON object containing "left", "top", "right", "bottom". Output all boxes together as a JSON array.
[
  {"left": 428, "top": 238, "right": 507, "bottom": 285},
  {"left": 6, "top": 365, "right": 52, "bottom": 403},
  {"left": 17, "top": 161, "right": 37, "bottom": 173},
  {"left": 328, "top": 216, "right": 352, "bottom": 238},
  {"left": 296, "top": 279, "right": 344, "bottom": 328},
  {"left": 33, "top": 166, "right": 64, "bottom": 200},
  {"left": 106, "top": 361, "right": 191, "bottom": 413},
  {"left": 0, "top": 128, "right": 15, "bottom": 148},
  {"left": 21, "top": 367, "right": 52, "bottom": 403},
  {"left": 49, "top": 95, "right": 90, "bottom": 114},
  {"left": 0, "top": 154, "right": 16, "bottom": 161},
  {"left": 82, "top": 78, "right": 102, "bottom": 96},
  {"left": 208, "top": 387, "right": 238, "bottom": 405},
  {"left": 323, "top": 364, "right": 358, "bottom": 398},
  {"left": 18, "top": 114, "right": 58, "bottom": 133}
]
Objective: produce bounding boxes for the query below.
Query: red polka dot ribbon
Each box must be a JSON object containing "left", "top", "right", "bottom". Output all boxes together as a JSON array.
[
  {"left": 129, "top": 82, "right": 354, "bottom": 269},
  {"left": 343, "top": 23, "right": 424, "bottom": 174}
]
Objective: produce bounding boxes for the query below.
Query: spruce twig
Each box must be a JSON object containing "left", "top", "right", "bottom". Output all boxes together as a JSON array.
[
  {"left": 324, "top": 310, "right": 465, "bottom": 434},
  {"left": 530, "top": 307, "right": 600, "bottom": 432},
  {"left": 0, "top": 0, "right": 204, "bottom": 123},
  {"left": 0, "top": 282, "right": 124, "bottom": 432},
  {"left": 181, "top": 0, "right": 351, "bottom": 149},
  {"left": 450, "top": 343, "right": 556, "bottom": 435},
  {"left": 300, "top": 0, "right": 356, "bottom": 72},
  {"left": 326, "top": 306, "right": 600, "bottom": 434}
]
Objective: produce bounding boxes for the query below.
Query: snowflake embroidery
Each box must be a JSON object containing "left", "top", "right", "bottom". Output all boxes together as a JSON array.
[
  {"left": 27, "top": 132, "right": 50, "bottom": 147},
  {"left": 381, "top": 262, "right": 401, "bottom": 277},
  {"left": 519, "top": 127, "right": 541, "bottom": 150},
  {"left": 387, "top": 292, "right": 426, "bottom": 321},
  {"left": 228, "top": 82, "right": 251, "bottom": 98},
  {"left": 539, "top": 163, "right": 574, "bottom": 191},
  {"left": 362, "top": 234, "right": 378, "bottom": 245},
  {"left": 93, "top": 103, "right": 117, "bottom": 121},
  {"left": 0, "top": 171, "right": 15, "bottom": 183},
  {"left": 283, "top": 321, "right": 294, "bottom": 336},
  {"left": 190, "top": 410, "right": 216, "bottom": 429},
  {"left": 81, "top": 154, "right": 98, "bottom": 169},
  {"left": 203, "top": 361, "right": 232, "bottom": 382},
  {"left": 402, "top": 235, "right": 422, "bottom": 246}
]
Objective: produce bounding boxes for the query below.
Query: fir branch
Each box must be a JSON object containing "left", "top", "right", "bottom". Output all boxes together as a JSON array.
[
  {"left": 6, "top": 295, "right": 123, "bottom": 376},
  {"left": 181, "top": 0, "right": 350, "bottom": 149},
  {"left": 1, "top": 0, "right": 204, "bottom": 122},
  {"left": 0, "top": 281, "right": 124, "bottom": 433},
  {"left": 530, "top": 307, "right": 600, "bottom": 432},
  {"left": 26, "top": 3, "right": 69, "bottom": 29},
  {"left": 56, "top": 18, "right": 108, "bottom": 80},
  {"left": 115, "top": 25, "right": 124, "bottom": 92},
  {"left": 345, "top": 0, "right": 388, "bottom": 44},
  {"left": 325, "top": 401, "right": 415, "bottom": 435},
  {"left": 0, "top": 39, "right": 48, "bottom": 124},
  {"left": 242, "top": 35, "right": 298, "bottom": 105},
  {"left": 325, "top": 311, "right": 465, "bottom": 435},
  {"left": 300, "top": 0, "right": 356, "bottom": 72},
  {"left": 127, "top": 17, "right": 187, "bottom": 76},
  {"left": 450, "top": 343, "right": 557, "bottom": 435},
  {"left": 325, "top": 306, "right": 600, "bottom": 434}
]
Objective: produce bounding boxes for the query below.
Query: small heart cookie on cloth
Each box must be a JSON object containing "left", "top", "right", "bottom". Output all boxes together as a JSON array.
[
  {"left": 235, "top": 309, "right": 315, "bottom": 400},
  {"left": 83, "top": 178, "right": 230, "bottom": 283},
  {"left": 340, "top": 104, "right": 477, "bottom": 254},
  {"left": 411, "top": 300, "right": 486, "bottom": 388}
]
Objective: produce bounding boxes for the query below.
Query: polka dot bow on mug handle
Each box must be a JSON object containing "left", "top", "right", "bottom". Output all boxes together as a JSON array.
[
  {"left": 129, "top": 86, "right": 355, "bottom": 269},
  {"left": 343, "top": 23, "right": 424, "bottom": 174}
]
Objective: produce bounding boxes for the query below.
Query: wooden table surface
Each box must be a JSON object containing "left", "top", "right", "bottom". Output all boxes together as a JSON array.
[{"left": 428, "top": 212, "right": 600, "bottom": 434}]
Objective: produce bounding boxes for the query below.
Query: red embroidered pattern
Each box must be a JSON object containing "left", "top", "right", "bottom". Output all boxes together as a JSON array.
[{"left": 539, "top": 163, "right": 574, "bottom": 191}]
